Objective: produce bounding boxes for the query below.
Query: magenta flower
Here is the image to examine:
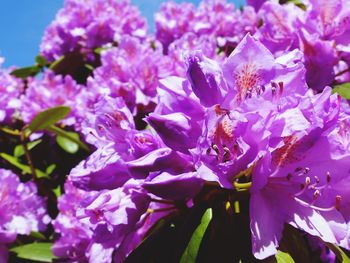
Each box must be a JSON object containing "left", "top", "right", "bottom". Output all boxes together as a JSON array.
[
  {"left": 0, "top": 169, "right": 49, "bottom": 261},
  {"left": 88, "top": 36, "right": 174, "bottom": 111},
  {"left": 0, "top": 59, "right": 23, "bottom": 123},
  {"left": 40, "top": 0, "right": 147, "bottom": 61},
  {"left": 249, "top": 88, "right": 350, "bottom": 259},
  {"left": 20, "top": 70, "right": 91, "bottom": 129},
  {"left": 155, "top": 0, "right": 258, "bottom": 54},
  {"left": 255, "top": 1, "right": 302, "bottom": 54}
]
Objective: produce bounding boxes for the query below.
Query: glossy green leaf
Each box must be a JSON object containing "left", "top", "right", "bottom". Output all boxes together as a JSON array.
[
  {"left": 35, "top": 55, "right": 48, "bottom": 67},
  {"left": 0, "top": 153, "right": 48, "bottom": 178},
  {"left": 52, "top": 185, "right": 62, "bottom": 198},
  {"left": 10, "top": 66, "right": 41, "bottom": 78},
  {"left": 0, "top": 127, "right": 20, "bottom": 136},
  {"left": 276, "top": 251, "right": 295, "bottom": 263},
  {"left": 27, "top": 106, "right": 71, "bottom": 133},
  {"left": 56, "top": 131, "right": 80, "bottom": 154},
  {"left": 180, "top": 208, "right": 212, "bottom": 263},
  {"left": 47, "top": 125, "right": 89, "bottom": 152},
  {"left": 333, "top": 83, "right": 350, "bottom": 99},
  {"left": 10, "top": 242, "right": 57, "bottom": 262},
  {"left": 14, "top": 139, "right": 42, "bottom": 157},
  {"left": 46, "top": 164, "right": 56, "bottom": 175},
  {"left": 85, "top": 63, "right": 94, "bottom": 71}
]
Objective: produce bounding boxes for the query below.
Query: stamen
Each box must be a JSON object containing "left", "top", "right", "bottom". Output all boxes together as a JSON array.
[
  {"left": 293, "top": 196, "right": 340, "bottom": 212},
  {"left": 294, "top": 177, "right": 311, "bottom": 197},
  {"left": 303, "top": 167, "right": 310, "bottom": 174},
  {"left": 295, "top": 167, "right": 303, "bottom": 172},
  {"left": 313, "top": 190, "right": 320, "bottom": 199}
]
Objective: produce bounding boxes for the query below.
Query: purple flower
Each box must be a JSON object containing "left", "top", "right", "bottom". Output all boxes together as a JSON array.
[
  {"left": 40, "top": 0, "right": 147, "bottom": 61},
  {"left": 186, "top": 51, "right": 227, "bottom": 107},
  {"left": 247, "top": 0, "right": 267, "bottom": 11},
  {"left": 146, "top": 112, "right": 202, "bottom": 153},
  {"left": 255, "top": 1, "right": 302, "bottom": 54},
  {"left": 53, "top": 180, "right": 114, "bottom": 262},
  {"left": 155, "top": 1, "right": 196, "bottom": 52},
  {"left": 167, "top": 33, "right": 220, "bottom": 76},
  {"left": 249, "top": 88, "right": 350, "bottom": 259},
  {"left": 155, "top": 0, "right": 258, "bottom": 53},
  {"left": 0, "top": 60, "right": 23, "bottom": 123},
  {"left": 20, "top": 70, "right": 92, "bottom": 129},
  {"left": 76, "top": 179, "right": 150, "bottom": 260},
  {"left": 0, "top": 169, "right": 49, "bottom": 256},
  {"left": 305, "top": 0, "right": 350, "bottom": 43},
  {"left": 88, "top": 36, "right": 174, "bottom": 111},
  {"left": 298, "top": 29, "right": 338, "bottom": 91}
]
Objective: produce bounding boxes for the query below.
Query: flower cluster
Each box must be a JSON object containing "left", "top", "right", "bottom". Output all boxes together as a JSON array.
[
  {"left": 2, "top": 0, "right": 350, "bottom": 262},
  {"left": 0, "top": 169, "right": 48, "bottom": 262},
  {"left": 0, "top": 58, "right": 23, "bottom": 123},
  {"left": 40, "top": 0, "right": 147, "bottom": 61}
]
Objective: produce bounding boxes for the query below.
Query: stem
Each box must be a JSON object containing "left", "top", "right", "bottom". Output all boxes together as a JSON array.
[
  {"left": 20, "top": 129, "right": 37, "bottom": 180},
  {"left": 335, "top": 67, "right": 350, "bottom": 77}
]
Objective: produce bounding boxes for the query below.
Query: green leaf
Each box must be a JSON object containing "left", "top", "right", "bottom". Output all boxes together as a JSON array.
[
  {"left": 333, "top": 83, "right": 350, "bottom": 99},
  {"left": 0, "top": 127, "right": 21, "bottom": 136},
  {"left": 45, "top": 164, "right": 56, "bottom": 175},
  {"left": 10, "top": 242, "right": 57, "bottom": 262},
  {"left": 35, "top": 55, "right": 48, "bottom": 67},
  {"left": 180, "top": 208, "right": 212, "bottom": 263},
  {"left": 56, "top": 131, "right": 80, "bottom": 154},
  {"left": 276, "top": 251, "right": 295, "bottom": 263},
  {"left": 14, "top": 139, "right": 42, "bottom": 157},
  {"left": 27, "top": 106, "right": 71, "bottom": 133},
  {"left": 94, "top": 47, "right": 110, "bottom": 54},
  {"left": 30, "top": 231, "right": 47, "bottom": 241},
  {"left": 47, "top": 125, "right": 89, "bottom": 152},
  {"left": 49, "top": 55, "right": 65, "bottom": 70},
  {"left": 0, "top": 153, "right": 48, "bottom": 178},
  {"left": 325, "top": 243, "right": 350, "bottom": 262},
  {"left": 52, "top": 185, "right": 62, "bottom": 198},
  {"left": 10, "top": 66, "right": 41, "bottom": 78},
  {"left": 84, "top": 63, "right": 94, "bottom": 71}
]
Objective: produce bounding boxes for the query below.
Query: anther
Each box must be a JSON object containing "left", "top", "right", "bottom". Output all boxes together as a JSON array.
[
  {"left": 223, "top": 147, "right": 231, "bottom": 162},
  {"left": 295, "top": 167, "right": 303, "bottom": 172},
  {"left": 212, "top": 144, "right": 219, "bottom": 155},
  {"left": 326, "top": 172, "right": 331, "bottom": 183},
  {"left": 206, "top": 147, "right": 212, "bottom": 155},
  {"left": 335, "top": 195, "right": 342, "bottom": 210},
  {"left": 278, "top": 82, "right": 284, "bottom": 94},
  {"left": 313, "top": 190, "right": 320, "bottom": 199},
  {"left": 314, "top": 176, "right": 319, "bottom": 183},
  {"left": 305, "top": 176, "right": 311, "bottom": 185}
]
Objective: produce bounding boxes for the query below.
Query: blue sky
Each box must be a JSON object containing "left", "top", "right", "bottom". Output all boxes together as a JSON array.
[{"left": 0, "top": 0, "right": 245, "bottom": 67}]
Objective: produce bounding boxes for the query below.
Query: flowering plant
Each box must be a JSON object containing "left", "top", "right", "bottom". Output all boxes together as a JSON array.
[{"left": 1, "top": 0, "right": 350, "bottom": 262}]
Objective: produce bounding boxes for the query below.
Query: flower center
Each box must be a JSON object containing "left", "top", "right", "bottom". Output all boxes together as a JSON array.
[
  {"left": 234, "top": 63, "right": 262, "bottom": 102},
  {"left": 272, "top": 135, "right": 301, "bottom": 167},
  {"left": 207, "top": 114, "right": 242, "bottom": 163}
]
